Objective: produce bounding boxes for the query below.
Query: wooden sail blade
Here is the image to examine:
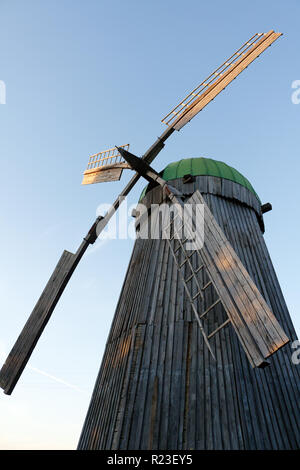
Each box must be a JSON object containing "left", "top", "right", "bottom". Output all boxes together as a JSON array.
[
  {"left": 161, "top": 30, "right": 282, "bottom": 131},
  {"left": 0, "top": 250, "right": 75, "bottom": 395},
  {"left": 186, "top": 190, "right": 289, "bottom": 368},
  {"left": 82, "top": 144, "right": 130, "bottom": 185},
  {"left": 82, "top": 163, "right": 129, "bottom": 184}
]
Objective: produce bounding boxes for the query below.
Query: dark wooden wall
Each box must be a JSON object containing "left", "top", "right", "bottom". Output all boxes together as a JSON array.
[{"left": 77, "top": 176, "right": 300, "bottom": 450}]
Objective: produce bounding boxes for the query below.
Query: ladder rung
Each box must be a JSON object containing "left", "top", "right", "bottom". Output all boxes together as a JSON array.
[
  {"left": 163, "top": 213, "right": 182, "bottom": 231},
  {"left": 207, "top": 318, "right": 231, "bottom": 339},
  {"left": 202, "top": 280, "right": 212, "bottom": 290},
  {"left": 185, "top": 273, "right": 194, "bottom": 283},
  {"left": 200, "top": 298, "right": 221, "bottom": 319},
  {"left": 173, "top": 231, "right": 184, "bottom": 239},
  {"left": 195, "top": 264, "right": 204, "bottom": 274},
  {"left": 179, "top": 251, "right": 195, "bottom": 268},
  {"left": 174, "top": 244, "right": 182, "bottom": 254},
  {"left": 192, "top": 290, "right": 202, "bottom": 301},
  {"left": 184, "top": 262, "right": 205, "bottom": 283},
  {"left": 167, "top": 229, "right": 184, "bottom": 242},
  {"left": 169, "top": 231, "right": 182, "bottom": 241},
  {"left": 179, "top": 258, "right": 188, "bottom": 268}
]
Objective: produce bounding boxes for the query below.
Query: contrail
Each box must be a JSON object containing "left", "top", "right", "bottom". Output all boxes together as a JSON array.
[
  {"left": 28, "top": 365, "right": 88, "bottom": 395},
  {"left": 86, "top": 236, "right": 111, "bottom": 256},
  {"left": 0, "top": 342, "right": 88, "bottom": 395}
]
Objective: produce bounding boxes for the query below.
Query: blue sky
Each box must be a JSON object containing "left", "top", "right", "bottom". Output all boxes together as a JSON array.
[{"left": 0, "top": 0, "right": 299, "bottom": 449}]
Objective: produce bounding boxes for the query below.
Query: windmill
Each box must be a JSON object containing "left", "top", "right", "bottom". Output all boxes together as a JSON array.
[{"left": 1, "top": 30, "right": 299, "bottom": 450}]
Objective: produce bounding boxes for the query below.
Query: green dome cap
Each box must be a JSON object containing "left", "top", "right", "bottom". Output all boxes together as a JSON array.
[{"left": 139, "top": 157, "right": 260, "bottom": 202}]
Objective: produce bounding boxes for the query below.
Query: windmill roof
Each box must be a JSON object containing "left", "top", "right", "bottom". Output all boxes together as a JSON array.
[{"left": 139, "top": 157, "right": 260, "bottom": 202}]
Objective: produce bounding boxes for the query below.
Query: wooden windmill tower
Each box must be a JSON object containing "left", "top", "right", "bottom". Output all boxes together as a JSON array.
[{"left": 0, "top": 31, "right": 299, "bottom": 449}]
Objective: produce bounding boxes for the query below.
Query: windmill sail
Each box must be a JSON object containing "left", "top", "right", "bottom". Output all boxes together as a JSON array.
[
  {"left": 161, "top": 30, "right": 282, "bottom": 131},
  {"left": 0, "top": 215, "right": 103, "bottom": 395},
  {"left": 0, "top": 250, "right": 75, "bottom": 394},
  {"left": 163, "top": 189, "right": 289, "bottom": 368},
  {"left": 82, "top": 144, "right": 130, "bottom": 184}
]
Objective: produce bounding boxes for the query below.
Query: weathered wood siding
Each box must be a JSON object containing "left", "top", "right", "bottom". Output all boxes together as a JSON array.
[{"left": 78, "top": 176, "right": 300, "bottom": 450}]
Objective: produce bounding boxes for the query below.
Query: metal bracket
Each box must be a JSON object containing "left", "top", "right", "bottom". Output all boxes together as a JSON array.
[{"left": 84, "top": 216, "right": 104, "bottom": 244}]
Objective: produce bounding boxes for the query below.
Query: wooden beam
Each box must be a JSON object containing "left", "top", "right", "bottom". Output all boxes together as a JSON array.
[
  {"left": 261, "top": 203, "right": 272, "bottom": 214},
  {"left": 0, "top": 250, "right": 75, "bottom": 394}
]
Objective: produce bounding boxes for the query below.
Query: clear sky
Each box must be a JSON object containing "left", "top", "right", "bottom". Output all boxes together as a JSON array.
[{"left": 0, "top": 0, "right": 299, "bottom": 450}]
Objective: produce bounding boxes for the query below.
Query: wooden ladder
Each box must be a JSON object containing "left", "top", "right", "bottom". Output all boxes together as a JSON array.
[{"left": 163, "top": 209, "right": 230, "bottom": 361}]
